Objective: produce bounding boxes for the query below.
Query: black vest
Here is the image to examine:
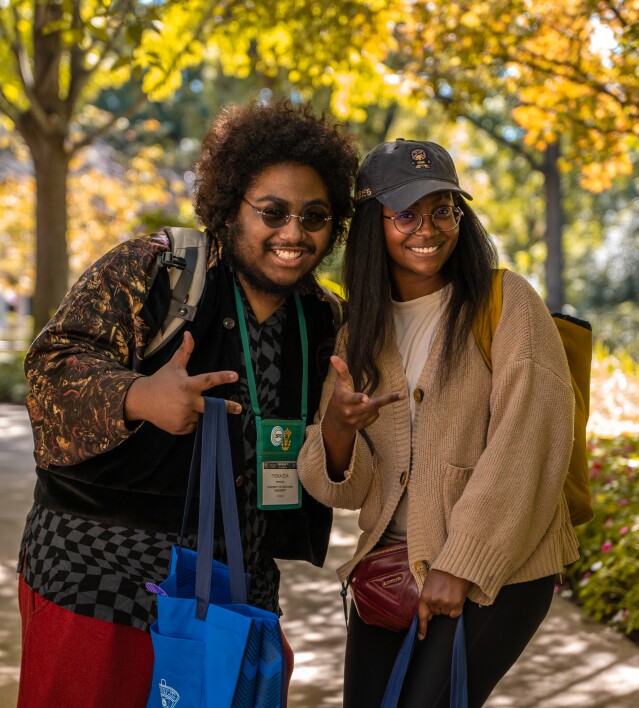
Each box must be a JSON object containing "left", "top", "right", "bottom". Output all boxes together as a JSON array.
[{"left": 34, "top": 263, "right": 335, "bottom": 566}]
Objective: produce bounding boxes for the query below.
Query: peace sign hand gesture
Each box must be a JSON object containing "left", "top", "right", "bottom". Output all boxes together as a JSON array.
[
  {"left": 321, "top": 356, "right": 403, "bottom": 478},
  {"left": 124, "top": 332, "right": 242, "bottom": 435},
  {"left": 325, "top": 356, "right": 403, "bottom": 429}
]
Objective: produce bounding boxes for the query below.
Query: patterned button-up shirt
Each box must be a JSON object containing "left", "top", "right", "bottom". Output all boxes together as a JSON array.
[{"left": 19, "top": 233, "right": 291, "bottom": 630}]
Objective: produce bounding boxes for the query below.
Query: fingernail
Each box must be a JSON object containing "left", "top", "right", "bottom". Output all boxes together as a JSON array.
[{"left": 227, "top": 372, "right": 237, "bottom": 380}]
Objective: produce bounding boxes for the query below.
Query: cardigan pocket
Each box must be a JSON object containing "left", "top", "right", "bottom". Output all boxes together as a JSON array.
[{"left": 442, "top": 463, "right": 474, "bottom": 529}]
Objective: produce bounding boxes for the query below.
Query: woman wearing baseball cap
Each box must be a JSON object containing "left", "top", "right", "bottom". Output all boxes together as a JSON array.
[{"left": 298, "top": 139, "right": 579, "bottom": 706}]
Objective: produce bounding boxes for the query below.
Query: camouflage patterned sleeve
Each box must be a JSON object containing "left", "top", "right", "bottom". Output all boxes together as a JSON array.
[{"left": 25, "top": 233, "right": 170, "bottom": 468}]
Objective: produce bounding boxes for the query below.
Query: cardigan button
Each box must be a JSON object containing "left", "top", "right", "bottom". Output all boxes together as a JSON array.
[
  {"left": 235, "top": 475, "right": 247, "bottom": 488},
  {"left": 223, "top": 317, "right": 236, "bottom": 329},
  {"left": 230, "top": 395, "right": 240, "bottom": 403},
  {"left": 399, "top": 470, "right": 407, "bottom": 486},
  {"left": 414, "top": 560, "right": 430, "bottom": 575},
  {"left": 413, "top": 388, "right": 424, "bottom": 403}
]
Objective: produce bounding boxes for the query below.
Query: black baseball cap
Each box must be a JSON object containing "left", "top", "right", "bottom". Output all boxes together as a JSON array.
[{"left": 355, "top": 139, "right": 473, "bottom": 211}]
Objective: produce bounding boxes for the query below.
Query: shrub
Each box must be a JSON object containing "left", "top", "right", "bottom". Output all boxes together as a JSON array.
[
  {"left": 564, "top": 435, "right": 639, "bottom": 640},
  {"left": 0, "top": 351, "right": 27, "bottom": 403}
]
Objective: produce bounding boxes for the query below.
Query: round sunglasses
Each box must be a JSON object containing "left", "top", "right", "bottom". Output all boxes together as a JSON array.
[{"left": 243, "top": 198, "right": 332, "bottom": 232}]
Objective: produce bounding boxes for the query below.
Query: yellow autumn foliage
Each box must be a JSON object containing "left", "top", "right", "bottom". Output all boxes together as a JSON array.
[
  {"left": 391, "top": 0, "right": 637, "bottom": 192},
  {"left": 0, "top": 0, "right": 637, "bottom": 320},
  {"left": 1, "top": 138, "right": 192, "bottom": 294}
]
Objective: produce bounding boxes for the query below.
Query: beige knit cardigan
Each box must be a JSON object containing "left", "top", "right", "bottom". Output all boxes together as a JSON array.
[{"left": 297, "top": 271, "right": 580, "bottom": 606}]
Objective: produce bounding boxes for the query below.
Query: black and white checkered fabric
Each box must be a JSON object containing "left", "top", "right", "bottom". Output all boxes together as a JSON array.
[
  {"left": 19, "top": 505, "right": 192, "bottom": 631},
  {"left": 19, "top": 290, "right": 288, "bottom": 630}
]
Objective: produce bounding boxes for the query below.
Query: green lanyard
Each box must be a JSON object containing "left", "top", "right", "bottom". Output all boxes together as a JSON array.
[
  {"left": 233, "top": 280, "right": 308, "bottom": 509},
  {"left": 233, "top": 280, "right": 308, "bottom": 422}
]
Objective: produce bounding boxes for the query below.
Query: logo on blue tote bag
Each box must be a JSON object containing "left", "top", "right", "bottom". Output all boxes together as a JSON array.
[{"left": 158, "top": 679, "right": 180, "bottom": 707}]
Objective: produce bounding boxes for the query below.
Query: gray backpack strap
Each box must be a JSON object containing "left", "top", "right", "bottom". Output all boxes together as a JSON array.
[
  {"left": 166, "top": 245, "right": 199, "bottom": 320},
  {"left": 144, "top": 227, "right": 208, "bottom": 358}
]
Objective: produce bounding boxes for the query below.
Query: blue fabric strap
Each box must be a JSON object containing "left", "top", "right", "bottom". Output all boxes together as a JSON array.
[
  {"left": 195, "top": 400, "right": 219, "bottom": 619},
  {"left": 451, "top": 614, "right": 468, "bottom": 708},
  {"left": 194, "top": 398, "right": 247, "bottom": 619},
  {"left": 381, "top": 614, "right": 468, "bottom": 708},
  {"left": 380, "top": 617, "right": 419, "bottom": 708},
  {"left": 178, "top": 414, "right": 203, "bottom": 548},
  {"left": 213, "top": 398, "right": 247, "bottom": 605}
]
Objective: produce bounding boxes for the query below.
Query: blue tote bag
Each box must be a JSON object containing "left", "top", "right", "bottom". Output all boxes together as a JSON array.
[{"left": 146, "top": 397, "right": 285, "bottom": 708}]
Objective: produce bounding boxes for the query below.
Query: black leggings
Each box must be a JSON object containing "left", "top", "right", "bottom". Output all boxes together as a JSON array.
[{"left": 343, "top": 575, "right": 555, "bottom": 708}]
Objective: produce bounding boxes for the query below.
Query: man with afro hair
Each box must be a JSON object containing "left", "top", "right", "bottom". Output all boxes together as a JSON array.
[{"left": 18, "top": 100, "right": 359, "bottom": 706}]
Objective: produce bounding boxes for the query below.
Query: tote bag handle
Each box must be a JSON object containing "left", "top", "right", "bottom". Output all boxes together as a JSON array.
[
  {"left": 381, "top": 614, "right": 468, "bottom": 708},
  {"left": 178, "top": 397, "right": 248, "bottom": 619}
]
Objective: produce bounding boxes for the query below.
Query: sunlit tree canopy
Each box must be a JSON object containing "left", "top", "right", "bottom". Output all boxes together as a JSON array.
[{"left": 0, "top": 0, "right": 637, "bottom": 327}]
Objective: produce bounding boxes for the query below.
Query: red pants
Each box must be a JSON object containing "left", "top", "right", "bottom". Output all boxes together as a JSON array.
[
  {"left": 18, "top": 574, "right": 294, "bottom": 707},
  {"left": 18, "top": 574, "right": 154, "bottom": 707}
]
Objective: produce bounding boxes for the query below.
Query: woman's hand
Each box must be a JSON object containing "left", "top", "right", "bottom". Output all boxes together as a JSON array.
[
  {"left": 324, "top": 356, "right": 403, "bottom": 429},
  {"left": 321, "top": 356, "right": 403, "bottom": 478},
  {"left": 417, "top": 570, "right": 470, "bottom": 640},
  {"left": 124, "top": 332, "right": 242, "bottom": 434}
]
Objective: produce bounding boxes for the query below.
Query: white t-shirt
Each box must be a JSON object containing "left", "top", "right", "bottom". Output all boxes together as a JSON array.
[{"left": 381, "top": 287, "right": 446, "bottom": 545}]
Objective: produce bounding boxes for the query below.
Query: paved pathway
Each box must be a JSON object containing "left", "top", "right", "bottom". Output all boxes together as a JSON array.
[{"left": 1, "top": 403, "right": 638, "bottom": 706}]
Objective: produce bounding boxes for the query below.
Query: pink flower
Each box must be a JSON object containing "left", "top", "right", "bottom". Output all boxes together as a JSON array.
[
  {"left": 619, "top": 498, "right": 629, "bottom": 506},
  {"left": 619, "top": 527, "right": 629, "bottom": 535},
  {"left": 604, "top": 519, "right": 613, "bottom": 528},
  {"left": 601, "top": 541, "right": 614, "bottom": 553}
]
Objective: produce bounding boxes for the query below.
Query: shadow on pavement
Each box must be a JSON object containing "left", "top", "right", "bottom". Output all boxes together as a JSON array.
[{"left": 1, "top": 403, "right": 638, "bottom": 707}]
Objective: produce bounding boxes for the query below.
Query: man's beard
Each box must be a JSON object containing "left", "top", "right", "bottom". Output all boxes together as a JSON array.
[{"left": 223, "top": 222, "right": 324, "bottom": 296}]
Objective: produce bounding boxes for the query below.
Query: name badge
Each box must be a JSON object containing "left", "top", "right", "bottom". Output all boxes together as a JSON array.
[{"left": 257, "top": 419, "right": 305, "bottom": 510}]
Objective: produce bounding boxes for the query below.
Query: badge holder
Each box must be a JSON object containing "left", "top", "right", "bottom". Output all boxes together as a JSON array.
[
  {"left": 256, "top": 418, "right": 305, "bottom": 509},
  {"left": 234, "top": 281, "right": 308, "bottom": 510}
]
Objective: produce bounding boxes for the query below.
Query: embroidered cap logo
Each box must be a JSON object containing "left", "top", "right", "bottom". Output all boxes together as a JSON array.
[{"left": 410, "top": 148, "right": 431, "bottom": 169}]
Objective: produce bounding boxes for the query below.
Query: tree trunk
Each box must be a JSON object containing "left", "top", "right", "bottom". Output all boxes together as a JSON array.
[
  {"left": 15, "top": 0, "right": 71, "bottom": 336},
  {"left": 543, "top": 142, "right": 564, "bottom": 312},
  {"left": 30, "top": 134, "right": 70, "bottom": 334}
]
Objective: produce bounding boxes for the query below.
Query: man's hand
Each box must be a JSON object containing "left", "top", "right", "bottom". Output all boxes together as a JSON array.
[
  {"left": 417, "top": 570, "right": 470, "bottom": 640},
  {"left": 124, "top": 332, "right": 241, "bottom": 434},
  {"left": 321, "top": 356, "right": 403, "bottom": 478}
]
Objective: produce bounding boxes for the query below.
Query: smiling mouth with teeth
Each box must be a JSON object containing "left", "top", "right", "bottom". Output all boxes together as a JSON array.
[
  {"left": 273, "top": 248, "right": 304, "bottom": 260},
  {"left": 407, "top": 244, "right": 441, "bottom": 254}
]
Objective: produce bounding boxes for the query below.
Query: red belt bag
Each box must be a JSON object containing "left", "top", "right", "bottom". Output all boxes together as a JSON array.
[{"left": 349, "top": 542, "right": 420, "bottom": 632}]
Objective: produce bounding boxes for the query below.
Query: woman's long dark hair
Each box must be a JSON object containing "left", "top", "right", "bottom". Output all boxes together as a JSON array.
[{"left": 344, "top": 197, "right": 498, "bottom": 393}]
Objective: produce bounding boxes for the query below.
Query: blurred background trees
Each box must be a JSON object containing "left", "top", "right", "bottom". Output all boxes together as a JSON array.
[{"left": 0, "top": 0, "right": 637, "bottom": 356}]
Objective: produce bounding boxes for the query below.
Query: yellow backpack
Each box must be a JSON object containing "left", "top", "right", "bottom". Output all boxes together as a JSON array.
[{"left": 472, "top": 269, "right": 594, "bottom": 527}]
